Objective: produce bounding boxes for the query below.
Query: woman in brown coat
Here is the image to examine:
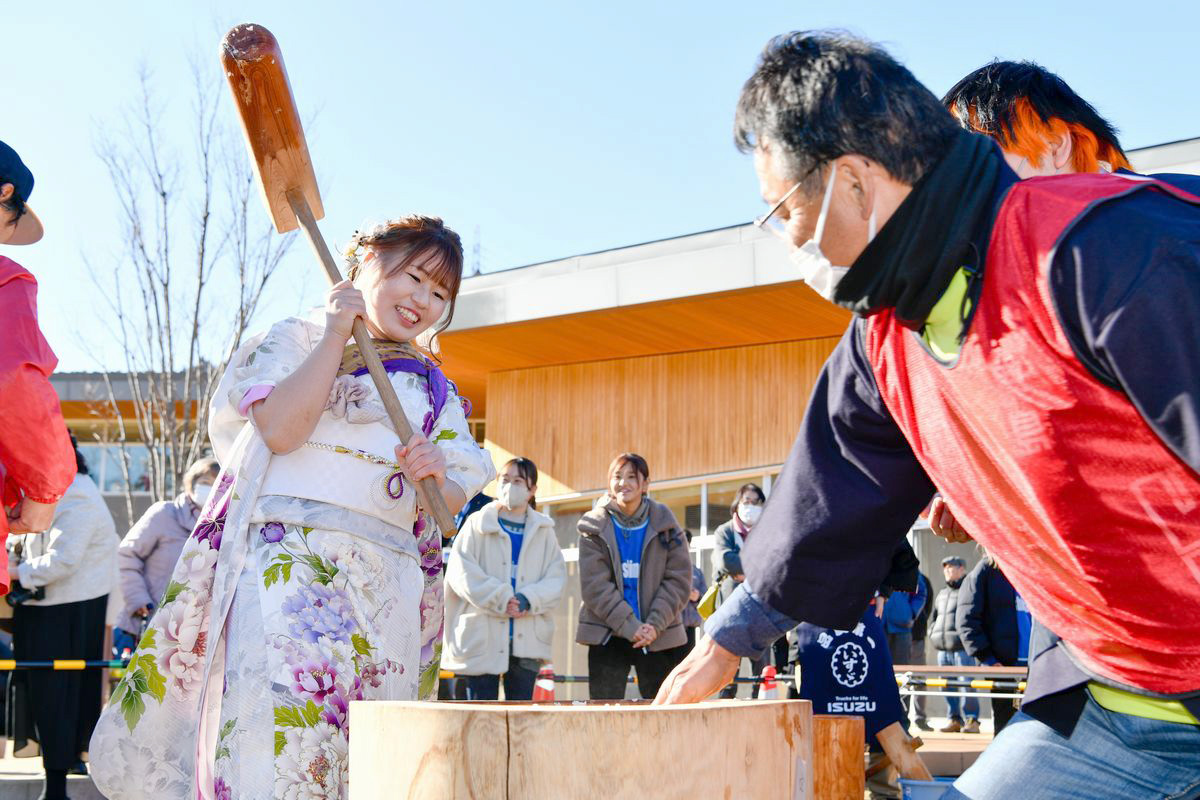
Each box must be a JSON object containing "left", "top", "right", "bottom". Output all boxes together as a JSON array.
[{"left": 575, "top": 453, "right": 692, "bottom": 699}]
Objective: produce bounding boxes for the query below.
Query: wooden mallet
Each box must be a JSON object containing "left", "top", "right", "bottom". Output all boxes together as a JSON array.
[{"left": 220, "top": 23, "right": 458, "bottom": 536}]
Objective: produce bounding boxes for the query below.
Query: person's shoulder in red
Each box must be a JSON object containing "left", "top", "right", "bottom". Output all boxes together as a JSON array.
[
  {"left": 0, "top": 251, "right": 75, "bottom": 544},
  {"left": 0, "top": 253, "right": 35, "bottom": 284}
]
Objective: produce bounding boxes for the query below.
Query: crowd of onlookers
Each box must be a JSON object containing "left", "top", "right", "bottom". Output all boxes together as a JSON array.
[
  {"left": 439, "top": 447, "right": 1034, "bottom": 733},
  {"left": 3, "top": 437, "right": 1028, "bottom": 798}
]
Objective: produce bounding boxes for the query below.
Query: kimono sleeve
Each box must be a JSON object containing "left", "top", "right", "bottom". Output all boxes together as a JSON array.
[
  {"left": 430, "top": 382, "right": 496, "bottom": 501},
  {"left": 225, "top": 317, "right": 317, "bottom": 419}
]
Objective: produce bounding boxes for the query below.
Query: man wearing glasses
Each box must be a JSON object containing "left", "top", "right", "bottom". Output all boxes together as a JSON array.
[{"left": 654, "top": 31, "right": 1200, "bottom": 799}]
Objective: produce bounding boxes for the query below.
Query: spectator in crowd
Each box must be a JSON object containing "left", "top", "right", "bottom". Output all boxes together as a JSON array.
[
  {"left": 956, "top": 551, "right": 1032, "bottom": 732},
  {"left": 7, "top": 433, "right": 116, "bottom": 800},
  {"left": 443, "top": 457, "right": 566, "bottom": 700},
  {"left": 929, "top": 556, "right": 979, "bottom": 733},
  {"left": 1, "top": 140, "right": 76, "bottom": 549},
  {"left": 714, "top": 483, "right": 786, "bottom": 697},
  {"left": 909, "top": 570, "right": 934, "bottom": 730},
  {"left": 883, "top": 560, "right": 927, "bottom": 665},
  {"left": 680, "top": 530, "right": 707, "bottom": 649},
  {"left": 712, "top": 483, "right": 765, "bottom": 593},
  {"left": 576, "top": 453, "right": 691, "bottom": 700},
  {"left": 116, "top": 457, "right": 219, "bottom": 639}
]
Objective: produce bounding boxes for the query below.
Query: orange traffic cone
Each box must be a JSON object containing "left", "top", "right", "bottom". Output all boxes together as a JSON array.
[
  {"left": 532, "top": 664, "right": 556, "bottom": 702},
  {"left": 758, "top": 665, "right": 779, "bottom": 699}
]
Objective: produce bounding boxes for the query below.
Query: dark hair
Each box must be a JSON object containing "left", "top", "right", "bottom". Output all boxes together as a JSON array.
[
  {"left": 343, "top": 215, "right": 464, "bottom": 353},
  {"left": 941, "top": 60, "right": 1129, "bottom": 173},
  {"left": 501, "top": 457, "right": 539, "bottom": 510},
  {"left": 607, "top": 453, "right": 650, "bottom": 487},
  {"left": 734, "top": 31, "right": 960, "bottom": 194},
  {"left": 68, "top": 431, "right": 89, "bottom": 476},
  {"left": 730, "top": 482, "right": 766, "bottom": 516},
  {"left": 0, "top": 177, "right": 27, "bottom": 226}
]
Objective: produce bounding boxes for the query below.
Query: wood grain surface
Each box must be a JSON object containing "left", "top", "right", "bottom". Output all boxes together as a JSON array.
[
  {"left": 482, "top": 337, "right": 840, "bottom": 495},
  {"left": 349, "top": 700, "right": 814, "bottom": 800},
  {"left": 812, "top": 715, "right": 865, "bottom": 800}
]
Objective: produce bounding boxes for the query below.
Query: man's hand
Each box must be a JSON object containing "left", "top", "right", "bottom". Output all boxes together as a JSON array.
[
  {"left": 7, "top": 497, "right": 57, "bottom": 533},
  {"left": 630, "top": 623, "right": 658, "bottom": 649},
  {"left": 928, "top": 496, "right": 972, "bottom": 543},
  {"left": 505, "top": 597, "right": 524, "bottom": 618},
  {"left": 653, "top": 634, "right": 740, "bottom": 705},
  {"left": 689, "top": 588, "right": 700, "bottom": 602}
]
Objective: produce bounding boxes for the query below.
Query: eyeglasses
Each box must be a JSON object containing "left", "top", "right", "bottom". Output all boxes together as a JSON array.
[{"left": 753, "top": 162, "right": 824, "bottom": 241}]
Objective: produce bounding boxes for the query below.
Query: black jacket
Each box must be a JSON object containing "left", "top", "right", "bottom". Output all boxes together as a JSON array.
[
  {"left": 955, "top": 559, "right": 1019, "bottom": 665},
  {"left": 928, "top": 578, "right": 966, "bottom": 652},
  {"left": 911, "top": 573, "right": 933, "bottom": 642}
]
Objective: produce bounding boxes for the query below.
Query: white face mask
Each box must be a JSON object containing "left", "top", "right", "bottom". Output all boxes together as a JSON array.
[
  {"left": 738, "top": 503, "right": 763, "bottom": 527},
  {"left": 191, "top": 483, "right": 212, "bottom": 507},
  {"left": 498, "top": 482, "right": 531, "bottom": 511},
  {"left": 787, "top": 166, "right": 877, "bottom": 302}
]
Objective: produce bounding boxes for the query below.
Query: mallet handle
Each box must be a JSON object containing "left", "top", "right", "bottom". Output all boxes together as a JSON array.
[{"left": 287, "top": 189, "right": 459, "bottom": 537}]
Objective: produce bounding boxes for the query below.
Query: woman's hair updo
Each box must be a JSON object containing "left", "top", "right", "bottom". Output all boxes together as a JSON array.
[{"left": 342, "top": 215, "right": 465, "bottom": 353}]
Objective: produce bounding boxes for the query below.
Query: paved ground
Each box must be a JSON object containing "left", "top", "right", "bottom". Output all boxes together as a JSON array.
[{"left": 0, "top": 749, "right": 104, "bottom": 800}]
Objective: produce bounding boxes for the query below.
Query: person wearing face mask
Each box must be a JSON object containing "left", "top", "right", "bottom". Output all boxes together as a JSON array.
[
  {"left": 712, "top": 484, "right": 781, "bottom": 697},
  {"left": 443, "top": 457, "right": 566, "bottom": 700},
  {"left": 657, "top": 32, "right": 1200, "bottom": 799},
  {"left": 116, "top": 457, "right": 220, "bottom": 637},
  {"left": 576, "top": 453, "right": 692, "bottom": 700}
]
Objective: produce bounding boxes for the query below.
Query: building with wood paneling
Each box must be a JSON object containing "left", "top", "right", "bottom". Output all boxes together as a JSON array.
[{"left": 435, "top": 221, "right": 844, "bottom": 695}]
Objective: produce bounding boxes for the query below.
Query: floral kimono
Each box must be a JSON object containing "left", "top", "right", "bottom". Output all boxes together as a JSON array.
[{"left": 89, "top": 316, "right": 495, "bottom": 800}]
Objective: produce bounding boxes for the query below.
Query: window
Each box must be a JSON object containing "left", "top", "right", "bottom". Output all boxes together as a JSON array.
[{"left": 77, "top": 443, "right": 153, "bottom": 496}]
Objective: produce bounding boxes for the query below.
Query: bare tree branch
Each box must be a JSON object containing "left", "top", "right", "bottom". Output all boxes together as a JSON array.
[{"left": 86, "top": 56, "right": 295, "bottom": 506}]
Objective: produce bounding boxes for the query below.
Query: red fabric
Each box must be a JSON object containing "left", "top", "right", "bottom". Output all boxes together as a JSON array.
[
  {"left": 864, "top": 173, "right": 1200, "bottom": 695},
  {"left": 0, "top": 256, "right": 76, "bottom": 586}
]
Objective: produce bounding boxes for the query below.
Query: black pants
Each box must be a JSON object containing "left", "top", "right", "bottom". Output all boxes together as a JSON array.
[
  {"left": 588, "top": 638, "right": 688, "bottom": 700},
  {"left": 11, "top": 595, "right": 107, "bottom": 770},
  {"left": 464, "top": 655, "right": 539, "bottom": 701},
  {"left": 993, "top": 696, "right": 1019, "bottom": 732}
]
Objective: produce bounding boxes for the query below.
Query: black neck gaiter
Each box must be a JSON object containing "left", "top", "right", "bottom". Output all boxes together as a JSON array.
[{"left": 832, "top": 132, "right": 1003, "bottom": 329}]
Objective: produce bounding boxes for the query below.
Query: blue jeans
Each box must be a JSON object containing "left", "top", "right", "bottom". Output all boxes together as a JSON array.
[
  {"left": 943, "top": 693, "right": 1200, "bottom": 799},
  {"left": 937, "top": 649, "right": 979, "bottom": 721},
  {"left": 464, "top": 655, "right": 539, "bottom": 701}
]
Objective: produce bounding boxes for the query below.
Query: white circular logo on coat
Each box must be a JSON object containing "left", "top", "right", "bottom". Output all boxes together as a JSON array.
[{"left": 831, "top": 642, "right": 869, "bottom": 688}]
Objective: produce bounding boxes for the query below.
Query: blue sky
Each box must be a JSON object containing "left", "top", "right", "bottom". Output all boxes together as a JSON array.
[{"left": 6, "top": 0, "right": 1199, "bottom": 370}]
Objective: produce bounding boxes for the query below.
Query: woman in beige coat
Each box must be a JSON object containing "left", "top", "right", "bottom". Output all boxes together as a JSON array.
[
  {"left": 443, "top": 457, "right": 567, "bottom": 700},
  {"left": 575, "top": 453, "right": 692, "bottom": 700}
]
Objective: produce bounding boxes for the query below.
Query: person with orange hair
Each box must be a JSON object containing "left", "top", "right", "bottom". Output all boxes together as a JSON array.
[{"left": 942, "top": 60, "right": 1131, "bottom": 178}]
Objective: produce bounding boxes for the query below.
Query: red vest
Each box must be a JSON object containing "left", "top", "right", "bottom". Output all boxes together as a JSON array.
[{"left": 864, "top": 173, "right": 1200, "bottom": 695}]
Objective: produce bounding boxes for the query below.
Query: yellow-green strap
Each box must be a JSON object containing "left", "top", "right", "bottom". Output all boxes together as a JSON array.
[{"left": 1089, "top": 682, "right": 1200, "bottom": 725}]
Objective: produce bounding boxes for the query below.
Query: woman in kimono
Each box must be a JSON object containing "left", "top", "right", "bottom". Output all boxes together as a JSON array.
[{"left": 90, "top": 216, "right": 496, "bottom": 800}]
